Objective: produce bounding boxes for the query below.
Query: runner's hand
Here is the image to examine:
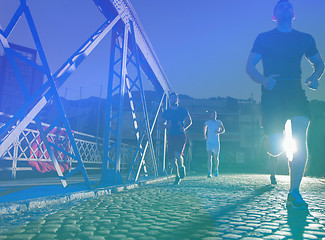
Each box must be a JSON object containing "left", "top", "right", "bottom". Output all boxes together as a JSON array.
[
  {"left": 305, "top": 75, "right": 319, "bottom": 90},
  {"left": 166, "top": 121, "right": 172, "bottom": 129},
  {"left": 262, "top": 74, "right": 280, "bottom": 90},
  {"left": 177, "top": 121, "right": 184, "bottom": 131}
]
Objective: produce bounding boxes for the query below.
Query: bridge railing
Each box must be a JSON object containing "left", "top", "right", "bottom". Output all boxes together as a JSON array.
[{"left": 0, "top": 112, "right": 137, "bottom": 180}]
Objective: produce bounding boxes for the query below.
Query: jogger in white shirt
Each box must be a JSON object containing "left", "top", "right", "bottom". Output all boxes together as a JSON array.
[{"left": 203, "top": 111, "right": 225, "bottom": 178}]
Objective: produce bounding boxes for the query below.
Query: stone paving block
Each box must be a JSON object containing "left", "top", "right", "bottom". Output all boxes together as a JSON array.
[
  {"left": 245, "top": 220, "right": 262, "bottom": 223},
  {"left": 85, "top": 236, "right": 105, "bottom": 240},
  {"left": 95, "top": 229, "right": 111, "bottom": 235},
  {"left": 306, "top": 223, "right": 325, "bottom": 229},
  {"left": 136, "top": 236, "right": 157, "bottom": 240},
  {"left": 149, "top": 225, "right": 164, "bottom": 231},
  {"left": 23, "top": 229, "right": 41, "bottom": 234},
  {"left": 255, "top": 228, "right": 274, "bottom": 234},
  {"left": 241, "top": 237, "right": 261, "bottom": 240},
  {"left": 230, "top": 221, "right": 246, "bottom": 226},
  {"left": 261, "top": 222, "right": 280, "bottom": 226},
  {"left": 130, "top": 226, "right": 149, "bottom": 232},
  {"left": 76, "top": 231, "right": 94, "bottom": 238},
  {"left": 222, "top": 233, "right": 242, "bottom": 239},
  {"left": 263, "top": 235, "right": 286, "bottom": 239},
  {"left": 228, "top": 229, "right": 246, "bottom": 235},
  {"left": 5, "top": 228, "right": 26, "bottom": 235},
  {"left": 40, "top": 227, "right": 59, "bottom": 233},
  {"left": 261, "top": 224, "right": 280, "bottom": 230},
  {"left": 302, "top": 233, "right": 319, "bottom": 239},
  {"left": 7, "top": 234, "right": 34, "bottom": 240},
  {"left": 202, "top": 237, "right": 223, "bottom": 240},
  {"left": 33, "top": 233, "right": 57, "bottom": 239},
  {"left": 42, "top": 223, "right": 61, "bottom": 228},
  {"left": 236, "top": 226, "right": 255, "bottom": 231},
  {"left": 248, "top": 231, "right": 264, "bottom": 238},
  {"left": 304, "top": 230, "right": 325, "bottom": 237},
  {"left": 78, "top": 219, "right": 94, "bottom": 225},
  {"left": 63, "top": 219, "right": 77, "bottom": 224},
  {"left": 273, "top": 230, "right": 292, "bottom": 236},
  {"left": 246, "top": 223, "right": 261, "bottom": 228},
  {"left": 215, "top": 227, "right": 231, "bottom": 232},
  {"left": 59, "top": 224, "right": 81, "bottom": 233},
  {"left": 80, "top": 225, "right": 97, "bottom": 231},
  {"left": 57, "top": 231, "right": 77, "bottom": 238}
]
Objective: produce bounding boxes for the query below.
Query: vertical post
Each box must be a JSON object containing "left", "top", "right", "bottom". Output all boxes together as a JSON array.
[
  {"left": 115, "top": 25, "right": 129, "bottom": 175},
  {"left": 11, "top": 138, "right": 19, "bottom": 179},
  {"left": 101, "top": 22, "right": 126, "bottom": 186},
  {"left": 77, "top": 86, "right": 82, "bottom": 133},
  {"left": 162, "top": 94, "right": 168, "bottom": 174},
  {"left": 128, "top": 20, "right": 157, "bottom": 177},
  {"left": 101, "top": 27, "right": 118, "bottom": 182},
  {"left": 94, "top": 84, "right": 102, "bottom": 144}
]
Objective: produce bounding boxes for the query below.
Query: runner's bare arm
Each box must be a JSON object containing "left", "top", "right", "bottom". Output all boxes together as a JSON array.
[
  {"left": 218, "top": 122, "right": 225, "bottom": 134},
  {"left": 203, "top": 123, "right": 207, "bottom": 139},
  {"left": 183, "top": 113, "right": 192, "bottom": 131},
  {"left": 305, "top": 53, "right": 325, "bottom": 90},
  {"left": 159, "top": 115, "right": 168, "bottom": 129},
  {"left": 246, "top": 53, "right": 279, "bottom": 90}
]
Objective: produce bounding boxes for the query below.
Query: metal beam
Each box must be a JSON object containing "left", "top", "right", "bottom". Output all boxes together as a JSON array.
[{"left": 92, "top": 0, "right": 172, "bottom": 94}]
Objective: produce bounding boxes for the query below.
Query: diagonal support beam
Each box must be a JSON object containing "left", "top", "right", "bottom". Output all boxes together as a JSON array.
[{"left": 54, "top": 16, "right": 121, "bottom": 88}]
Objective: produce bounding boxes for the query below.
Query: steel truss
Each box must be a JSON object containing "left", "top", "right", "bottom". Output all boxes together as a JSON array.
[
  {"left": 0, "top": 0, "right": 171, "bottom": 187},
  {"left": 101, "top": 20, "right": 167, "bottom": 185},
  {"left": 97, "top": 0, "right": 172, "bottom": 185}
]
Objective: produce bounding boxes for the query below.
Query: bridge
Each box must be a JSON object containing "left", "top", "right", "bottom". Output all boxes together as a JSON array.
[
  {"left": 0, "top": 0, "right": 173, "bottom": 188},
  {"left": 1, "top": 1, "right": 325, "bottom": 239}
]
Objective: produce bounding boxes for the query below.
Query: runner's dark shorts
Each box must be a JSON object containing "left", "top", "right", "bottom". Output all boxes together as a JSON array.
[
  {"left": 167, "top": 134, "right": 187, "bottom": 159},
  {"left": 261, "top": 80, "right": 310, "bottom": 135}
]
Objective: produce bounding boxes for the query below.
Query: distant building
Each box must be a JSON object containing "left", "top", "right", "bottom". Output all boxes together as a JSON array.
[{"left": 0, "top": 43, "right": 44, "bottom": 115}]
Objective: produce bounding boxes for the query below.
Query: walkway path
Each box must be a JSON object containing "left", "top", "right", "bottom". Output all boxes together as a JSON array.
[{"left": 0, "top": 174, "right": 324, "bottom": 239}]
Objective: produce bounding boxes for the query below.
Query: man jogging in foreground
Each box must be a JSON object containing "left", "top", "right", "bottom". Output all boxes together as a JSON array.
[{"left": 246, "top": 0, "right": 324, "bottom": 209}]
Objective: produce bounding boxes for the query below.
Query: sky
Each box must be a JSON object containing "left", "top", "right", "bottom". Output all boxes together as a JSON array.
[{"left": 1, "top": 0, "right": 325, "bottom": 102}]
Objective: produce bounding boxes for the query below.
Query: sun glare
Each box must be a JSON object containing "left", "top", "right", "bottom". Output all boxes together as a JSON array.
[{"left": 284, "top": 120, "right": 297, "bottom": 161}]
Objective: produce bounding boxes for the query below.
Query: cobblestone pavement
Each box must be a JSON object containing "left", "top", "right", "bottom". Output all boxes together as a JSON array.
[{"left": 0, "top": 174, "right": 325, "bottom": 239}]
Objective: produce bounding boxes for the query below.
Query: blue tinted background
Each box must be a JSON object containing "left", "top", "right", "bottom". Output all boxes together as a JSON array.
[{"left": 0, "top": 0, "right": 324, "bottom": 102}]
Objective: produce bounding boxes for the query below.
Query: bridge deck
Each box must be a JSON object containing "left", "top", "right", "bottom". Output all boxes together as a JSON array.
[{"left": 0, "top": 174, "right": 325, "bottom": 239}]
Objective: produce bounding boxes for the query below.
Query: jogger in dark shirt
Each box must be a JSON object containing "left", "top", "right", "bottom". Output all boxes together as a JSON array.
[
  {"left": 161, "top": 92, "right": 192, "bottom": 185},
  {"left": 246, "top": 0, "right": 324, "bottom": 209}
]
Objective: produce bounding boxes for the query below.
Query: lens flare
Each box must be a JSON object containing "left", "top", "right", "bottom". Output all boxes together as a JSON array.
[{"left": 284, "top": 120, "right": 297, "bottom": 161}]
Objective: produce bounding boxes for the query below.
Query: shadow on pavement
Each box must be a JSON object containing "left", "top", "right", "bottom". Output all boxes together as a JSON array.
[
  {"left": 211, "top": 184, "right": 276, "bottom": 218},
  {"left": 287, "top": 207, "right": 308, "bottom": 240}
]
